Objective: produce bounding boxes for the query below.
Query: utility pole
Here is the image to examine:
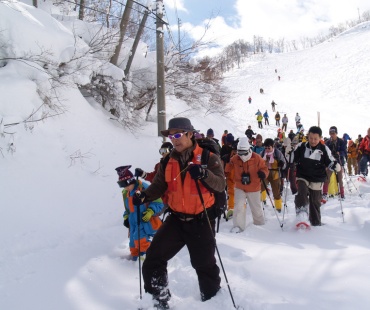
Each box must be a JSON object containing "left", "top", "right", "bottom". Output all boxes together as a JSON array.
[
  {"left": 178, "top": 18, "right": 181, "bottom": 53},
  {"left": 156, "top": 0, "right": 166, "bottom": 138},
  {"left": 124, "top": 9, "right": 149, "bottom": 78}
]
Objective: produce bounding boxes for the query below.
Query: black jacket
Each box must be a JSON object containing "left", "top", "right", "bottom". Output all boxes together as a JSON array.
[
  {"left": 245, "top": 129, "right": 256, "bottom": 139},
  {"left": 293, "top": 142, "right": 336, "bottom": 182}
]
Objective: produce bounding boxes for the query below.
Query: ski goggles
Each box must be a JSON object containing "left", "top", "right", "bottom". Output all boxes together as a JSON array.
[
  {"left": 159, "top": 147, "right": 171, "bottom": 155},
  {"left": 237, "top": 149, "right": 251, "bottom": 156},
  {"left": 168, "top": 132, "right": 187, "bottom": 140}
]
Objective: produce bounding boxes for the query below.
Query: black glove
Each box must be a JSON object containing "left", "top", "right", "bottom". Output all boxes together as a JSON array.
[
  {"left": 221, "top": 154, "right": 230, "bottom": 163},
  {"left": 132, "top": 191, "right": 146, "bottom": 206},
  {"left": 134, "top": 168, "right": 147, "bottom": 178},
  {"left": 257, "top": 170, "right": 266, "bottom": 179},
  {"left": 278, "top": 160, "right": 285, "bottom": 168},
  {"left": 188, "top": 164, "right": 208, "bottom": 180}
]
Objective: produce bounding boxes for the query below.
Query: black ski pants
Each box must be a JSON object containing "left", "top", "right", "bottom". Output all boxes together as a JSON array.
[
  {"left": 294, "top": 180, "right": 322, "bottom": 226},
  {"left": 142, "top": 213, "right": 221, "bottom": 301}
]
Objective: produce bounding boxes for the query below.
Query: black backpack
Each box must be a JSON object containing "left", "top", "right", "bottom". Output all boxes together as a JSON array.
[{"left": 162, "top": 138, "right": 227, "bottom": 223}]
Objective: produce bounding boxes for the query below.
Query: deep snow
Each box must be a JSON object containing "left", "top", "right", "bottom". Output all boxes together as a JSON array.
[{"left": 1, "top": 2, "right": 370, "bottom": 310}]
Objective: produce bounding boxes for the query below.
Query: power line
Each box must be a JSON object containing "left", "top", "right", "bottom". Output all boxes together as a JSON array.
[
  {"left": 162, "top": 4, "right": 180, "bottom": 52},
  {"left": 62, "top": 0, "right": 158, "bottom": 32}
]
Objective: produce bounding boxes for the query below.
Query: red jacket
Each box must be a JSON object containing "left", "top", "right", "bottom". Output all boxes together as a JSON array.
[{"left": 359, "top": 136, "right": 370, "bottom": 154}]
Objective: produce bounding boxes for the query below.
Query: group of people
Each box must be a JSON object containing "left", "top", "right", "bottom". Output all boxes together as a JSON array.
[
  {"left": 254, "top": 108, "right": 303, "bottom": 134},
  {"left": 115, "top": 116, "right": 370, "bottom": 309}
]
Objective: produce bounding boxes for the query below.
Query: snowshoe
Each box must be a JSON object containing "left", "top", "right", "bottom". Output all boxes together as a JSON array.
[
  {"left": 295, "top": 207, "right": 310, "bottom": 230},
  {"left": 321, "top": 194, "right": 328, "bottom": 205}
]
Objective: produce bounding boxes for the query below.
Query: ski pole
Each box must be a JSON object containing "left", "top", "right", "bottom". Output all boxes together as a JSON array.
[
  {"left": 343, "top": 164, "right": 362, "bottom": 197},
  {"left": 262, "top": 179, "right": 284, "bottom": 231},
  {"left": 334, "top": 171, "right": 345, "bottom": 223},
  {"left": 135, "top": 177, "right": 143, "bottom": 300},
  {"left": 195, "top": 180, "right": 238, "bottom": 309},
  {"left": 282, "top": 166, "right": 290, "bottom": 224}
]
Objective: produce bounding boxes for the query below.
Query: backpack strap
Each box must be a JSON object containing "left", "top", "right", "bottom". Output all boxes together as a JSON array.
[
  {"left": 200, "top": 148, "right": 210, "bottom": 168},
  {"left": 160, "top": 152, "right": 171, "bottom": 170}
]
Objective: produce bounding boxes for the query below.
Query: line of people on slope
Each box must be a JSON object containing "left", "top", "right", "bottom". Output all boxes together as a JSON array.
[
  {"left": 254, "top": 109, "right": 303, "bottom": 133},
  {"left": 114, "top": 116, "right": 370, "bottom": 309}
]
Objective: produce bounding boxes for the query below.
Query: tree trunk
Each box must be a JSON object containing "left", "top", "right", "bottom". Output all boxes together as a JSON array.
[
  {"left": 33, "top": 0, "right": 37, "bottom": 8},
  {"left": 110, "top": 0, "right": 134, "bottom": 66},
  {"left": 79, "top": 0, "right": 85, "bottom": 21}
]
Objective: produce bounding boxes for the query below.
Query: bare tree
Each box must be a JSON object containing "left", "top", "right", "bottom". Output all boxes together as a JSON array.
[
  {"left": 275, "top": 37, "right": 285, "bottom": 53},
  {"left": 267, "top": 38, "right": 274, "bottom": 53},
  {"left": 110, "top": 0, "right": 134, "bottom": 66},
  {"left": 78, "top": 0, "right": 85, "bottom": 20}
]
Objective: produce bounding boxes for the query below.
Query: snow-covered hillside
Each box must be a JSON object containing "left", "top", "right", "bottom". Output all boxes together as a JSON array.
[{"left": 1, "top": 2, "right": 370, "bottom": 310}]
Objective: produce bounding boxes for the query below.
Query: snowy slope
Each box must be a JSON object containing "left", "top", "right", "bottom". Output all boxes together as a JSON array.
[
  {"left": 1, "top": 3, "right": 370, "bottom": 310},
  {"left": 222, "top": 21, "right": 370, "bottom": 141}
]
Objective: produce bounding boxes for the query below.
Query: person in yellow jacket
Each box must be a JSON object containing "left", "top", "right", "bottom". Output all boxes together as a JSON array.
[
  {"left": 257, "top": 113, "right": 263, "bottom": 129},
  {"left": 133, "top": 117, "right": 226, "bottom": 308},
  {"left": 347, "top": 140, "right": 358, "bottom": 175},
  {"left": 260, "top": 138, "right": 286, "bottom": 212},
  {"left": 225, "top": 137, "right": 269, "bottom": 232}
]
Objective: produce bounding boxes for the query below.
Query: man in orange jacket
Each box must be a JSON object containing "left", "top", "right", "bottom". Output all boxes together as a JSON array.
[
  {"left": 134, "top": 117, "right": 226, "bottom": 309},
  {"left": 225, "top": 137, "right": 269, "bottom": 232}
]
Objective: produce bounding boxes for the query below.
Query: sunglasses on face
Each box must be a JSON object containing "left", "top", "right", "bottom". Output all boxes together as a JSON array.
[
  {"left": 159, "top": 148, "right": 171, "bottom": 155},
  {"left": 168, "top": 132, "right": 187, "bottom": 140}
]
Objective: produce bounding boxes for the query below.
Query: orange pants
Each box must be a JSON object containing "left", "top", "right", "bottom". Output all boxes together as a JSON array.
[{"left": 131, "top": 237, "right": 151, "bottom": 257}]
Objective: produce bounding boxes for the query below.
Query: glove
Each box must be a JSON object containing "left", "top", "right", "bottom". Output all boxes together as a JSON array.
[
  {"left": 134, "top": 168, "right": 147, "bottom": 179},
  {"left": 123, "top": 214, "right": 129, "bottom": 228},
  {"left": 188, "top": 164, "right": 208, "bottom": 180},
  {"left": 257, "top": 170, "right": 266, "bottom": 179},
  {"left": 221, "top": 154, "right": 230, "bottom": 163},
  {"left": 132, "top": 191, "right": 146, "bottom": 206},
  {"left": 226, "top": 209, "right": 233, "bottom": 220},
  {"left": 278, "top": 160, "right": 285, "bottom": 168},
  {"left": 142, "top": 209, "right": 154, "bottom": 222}
]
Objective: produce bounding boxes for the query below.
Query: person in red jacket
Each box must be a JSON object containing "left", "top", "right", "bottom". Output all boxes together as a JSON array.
[
  {"left": 358, "top": 128, "right": 370, "bottom": 177},
  {"left": 225, "top": 137, "right": 269, "bottom": 232}
]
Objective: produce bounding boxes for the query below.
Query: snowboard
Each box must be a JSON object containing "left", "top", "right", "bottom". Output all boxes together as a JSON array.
[{"left": 295, "top": 207, "right": 311, "bottom": 230}]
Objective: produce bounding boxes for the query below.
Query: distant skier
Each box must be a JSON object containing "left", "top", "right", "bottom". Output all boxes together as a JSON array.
[
  {"left": 260, "top": 88, "right": 264, "bottom": 94},
  {"left": 275, "top": 111, "right": 281, "bottom": 126},
  {"left": 245, "top": 125, "right": 257, "bottom": 140},
  {"left": 271, "top": 100, "right": 277, "bottom": 112},
  {"left": 281, "top": 114, "right": 288, "bottom": 132},
  {"left": 295, "top": 113, "right": 301, "bottom": 128},
  {"left": 257, "top": 113, "right": 263, "bottom": 129},
  {"left": 248, "top": 96, "right": 252, "bottom": 104},
  {"left": 263, "top": 110, "right": 269, "bottom": 125}
]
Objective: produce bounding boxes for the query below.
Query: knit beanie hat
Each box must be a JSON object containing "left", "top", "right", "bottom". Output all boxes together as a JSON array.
[
  {"left": 206, "top": 128, "right": 214, "bottom": 137},
  {"left": 329, "top": 126, "right": 338, "bottom": 134},
  {"left": 226, "top": 133, "right": 234, "bottom": 144},
  {"left": 237, "top": 137, "right": 251, "bottom": 151},
  {"left": 115, "top": 165, "right": 135, "bottom": 188}
]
